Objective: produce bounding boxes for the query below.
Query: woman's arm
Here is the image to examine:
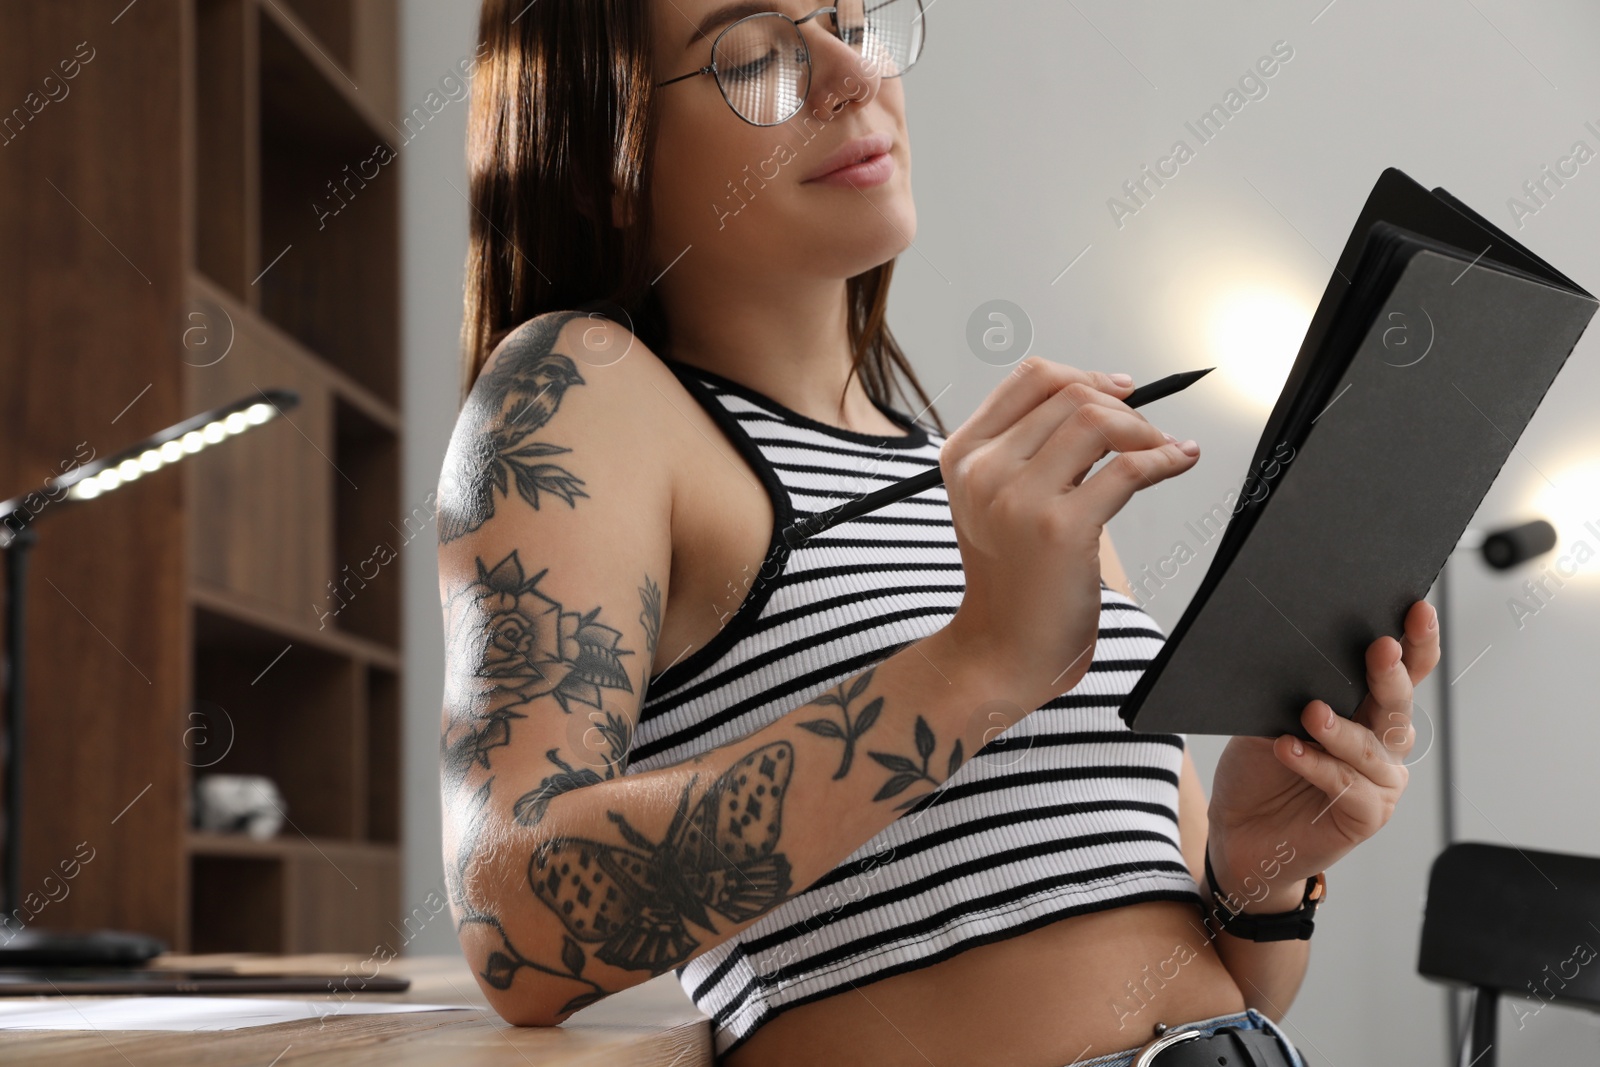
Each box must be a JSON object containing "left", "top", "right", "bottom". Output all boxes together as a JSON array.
[
  {"left": 439, "top": 314, "right": 1044, "bottom": 1025},
  {"left": 450, "top": 620, "right": 1004, "bottom": 1025},
  {"left": 1198, "top": 841, "right": 1312, "bottom": 1020}
]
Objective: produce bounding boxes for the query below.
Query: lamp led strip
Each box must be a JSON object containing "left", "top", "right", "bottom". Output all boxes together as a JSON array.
[{"left": 0, "top": 388, "right": 299, "bottom": 536}]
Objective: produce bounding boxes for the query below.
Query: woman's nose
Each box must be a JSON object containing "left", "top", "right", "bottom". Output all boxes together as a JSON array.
[{"left": 799, "top": 16, "right": 882, "bottom": 113}]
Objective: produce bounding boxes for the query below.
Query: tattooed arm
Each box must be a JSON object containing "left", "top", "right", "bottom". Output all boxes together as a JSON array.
[{"left": 437, "top": 313, "right": 1029, "bottom": 1026}]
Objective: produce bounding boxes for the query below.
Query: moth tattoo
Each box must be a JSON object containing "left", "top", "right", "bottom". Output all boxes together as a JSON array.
[{"left": 528, "top": 741, "right": 796, "bottom": 971}]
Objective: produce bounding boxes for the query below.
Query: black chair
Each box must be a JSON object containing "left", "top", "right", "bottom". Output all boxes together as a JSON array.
[{"left": 1417, "top": 841, "right": 1600, "bottom": 1066}]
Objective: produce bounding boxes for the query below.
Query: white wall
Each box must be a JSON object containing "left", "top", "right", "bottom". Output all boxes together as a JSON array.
[
  {"left": 398, "top": 0, "right": 478, "bottom": 957},
  {"left": 400, "top": 1, "right": 1600, "bottom": 1059}
]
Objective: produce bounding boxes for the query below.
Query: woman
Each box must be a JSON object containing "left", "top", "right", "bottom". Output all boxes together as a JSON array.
[{"left": 435, "top": 2, "right": 1441, "bottom": 1064}]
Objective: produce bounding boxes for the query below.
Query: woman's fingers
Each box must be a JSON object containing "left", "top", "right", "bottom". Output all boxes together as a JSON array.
[
  {"left": 1358, "top": 634, "right": 1418, "bottom": 762},
  {"left": 1304, "top": 690, "right": 1409, "bottom": 783},
  {"left": 1005, "top": 376, "right": 1148, "bottom": 462},
  {"left": 1019, "top": 394, "right": 1169, "bottom": 494},
  {"left": 1397, "top": 599, "right": 1442, "bottom": 689},
  {"left": 1069, "top": 437, "right": 1201, "bottom": 530},
  {"left": 1355, "top": 600, "right": 1438, "bottom": 758},
  {"left": 957, "top": 357, "right": 1136, "bottom": 444},
  {"left": 1277, "top": 702, "right": 1404, "bottom": 834},
  {"left": 1277, "top": 601, "right": 1436, "bottom": 827}
]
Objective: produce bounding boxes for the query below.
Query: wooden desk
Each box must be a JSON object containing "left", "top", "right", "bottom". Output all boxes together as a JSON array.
[{"left": 0, "top": 954, "right": 713, "bottom": 1066}]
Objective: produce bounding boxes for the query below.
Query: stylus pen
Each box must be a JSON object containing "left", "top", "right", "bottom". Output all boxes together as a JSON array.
[{"left": 780, "top": 367, "right": 1214, "bottom": 547}]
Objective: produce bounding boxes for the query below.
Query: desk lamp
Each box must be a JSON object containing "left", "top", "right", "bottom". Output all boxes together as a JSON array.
[{"left": 0, "top": 389, "right": 299, "bottom": 965}]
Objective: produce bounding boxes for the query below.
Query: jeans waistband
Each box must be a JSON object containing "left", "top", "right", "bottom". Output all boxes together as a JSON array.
[{"left": 1062, "top": 1006, "right": 1307, "bottom": 1067}]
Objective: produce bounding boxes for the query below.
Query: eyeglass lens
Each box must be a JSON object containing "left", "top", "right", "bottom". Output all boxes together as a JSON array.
[{"left": 715, "top": 0, "right": 923, "bottom": 125}]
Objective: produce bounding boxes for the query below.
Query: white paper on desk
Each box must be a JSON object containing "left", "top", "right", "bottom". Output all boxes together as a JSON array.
[{"left": 0, "top": 996, "right": 478, "bottom": 1031}]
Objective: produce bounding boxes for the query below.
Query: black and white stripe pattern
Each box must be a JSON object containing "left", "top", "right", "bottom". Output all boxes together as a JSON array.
[{"left": 632, "top": 360, "right": 1201, "bottom": 1057}]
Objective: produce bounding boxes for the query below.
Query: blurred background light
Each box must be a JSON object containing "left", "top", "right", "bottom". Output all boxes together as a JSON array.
[{"left": 1206, "top": 286, "right": 1313, "bottom": 411}]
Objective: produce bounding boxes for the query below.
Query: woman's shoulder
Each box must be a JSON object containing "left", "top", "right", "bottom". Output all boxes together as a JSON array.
[
  {"left": 438, "top": 307, "right": 681, "bottom": 550},
  {"left": 477, "top": 309, "right": 671, "bottom": 392},
  {"left": 447, "top": 310, "right": 686, "bottom": 517},
  {"left": 466, "top": 310, "right": 690, "bottom": 426}
]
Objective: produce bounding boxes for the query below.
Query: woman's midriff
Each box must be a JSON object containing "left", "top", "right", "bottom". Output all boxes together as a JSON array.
[{"left": 722, "top": 899, "right": 1249, "bottom": 1067}]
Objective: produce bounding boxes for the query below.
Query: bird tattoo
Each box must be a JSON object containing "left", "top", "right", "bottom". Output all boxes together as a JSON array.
[{"left": 437, "top": 312, "right": 591, "bottom": 543}]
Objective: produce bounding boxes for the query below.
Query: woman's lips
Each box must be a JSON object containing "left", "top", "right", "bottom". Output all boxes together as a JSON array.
[{"left": 804, "top": 151, "right": 896, "bottom": 188}]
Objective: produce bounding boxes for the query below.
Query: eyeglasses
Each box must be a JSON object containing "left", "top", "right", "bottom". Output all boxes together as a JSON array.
[{"left": 655, "top": 0, "right": 926, "bottom": 127}]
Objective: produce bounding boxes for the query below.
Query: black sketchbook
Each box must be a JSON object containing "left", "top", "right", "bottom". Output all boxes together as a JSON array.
[{"left": 1119, "top": 166, "right": 1597, "bottom": 739}]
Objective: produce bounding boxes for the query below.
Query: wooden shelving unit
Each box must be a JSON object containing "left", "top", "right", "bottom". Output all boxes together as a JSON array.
[
  {"left": 183, "top": 0, "right": 401, "bottom": 954},
  {"left": 0, "top": 1, "right": 401, "bottom": 954}
]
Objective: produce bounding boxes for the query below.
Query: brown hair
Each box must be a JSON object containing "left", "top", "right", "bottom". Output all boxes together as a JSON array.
[{"left": 460, "top": 0, "right": 948, "bottom": 437}]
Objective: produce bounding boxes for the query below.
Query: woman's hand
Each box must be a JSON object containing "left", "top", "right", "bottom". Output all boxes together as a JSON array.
[{"left": 1204, "top": 598, "right": 1442, "bottom": 911}]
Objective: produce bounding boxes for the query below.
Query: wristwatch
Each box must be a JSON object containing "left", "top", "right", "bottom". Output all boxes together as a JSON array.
[{"left": 1203, "top": 843, "right": 1325, "bottom": 942}]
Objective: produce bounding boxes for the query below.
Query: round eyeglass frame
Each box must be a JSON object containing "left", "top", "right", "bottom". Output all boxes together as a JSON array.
[{"left": 653, "top": 1, "right": 926, "bottom": 128}]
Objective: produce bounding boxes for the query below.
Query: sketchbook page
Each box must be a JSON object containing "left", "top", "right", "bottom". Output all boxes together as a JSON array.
[
  {"left": 1117, "top": 227, "right": 1416, "bottom": 732},
  {"left": 1243, "top": 165, "right": 1578, "bottom": 505},
  {"left": 1244, "top": 167, "right": 1421, "bottom": 503},
  {"left": 1429, "top": 185, "right": 1586, "bottom": 294},
  {"left": 1212, "top": 168, "right": 1577, "bottom": 617},
  {"left": 1124, "top": 245, "right": 1595, "bottom": 737},
  {"left": 1144, "top": 223, "right": 1413, "bottom": 653},
  {"left": 0, "top": 996, "right": 476, "bottom": 1031}
]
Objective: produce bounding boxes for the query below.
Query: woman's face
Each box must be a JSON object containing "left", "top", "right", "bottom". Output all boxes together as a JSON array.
[{"left": 643, "top": 0, "right": 916, "bottom": 286}]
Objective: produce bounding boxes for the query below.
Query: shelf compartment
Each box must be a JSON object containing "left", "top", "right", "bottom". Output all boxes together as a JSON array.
[
  {"left": 191, "top": 581, "right": 399, "bottom": 670},
  {"left": 257, "top": 4, "right": 399, "bottom": 404},
  {"left": 191, "top": 605, "right": 362, "bottom": 839},
  {"left": 330, "top": 396, "right": 401, "bottom": 647},
  {"left": 274, "top": 0, "right": 354, "bottom": 72},
  {"left": 193, "top": 0, "right": 259, "bottom": 302},
  {"left": 188, "top": 833, "right": 399, "bottom": 953},
  {"left": 265, "top": 0, "right": 398, "bottom": 127},
  {"left": 184, "top": 290, "right": 334, "bottom": 624},
  {"left": 365, "top": 666, "right": 400, "bottom": 843},
  {"left": 190, "top": 854, "right": 285, "bottom": 953},
  {"left": 287, "top": 842, "right": 398, "bottom": 953}
]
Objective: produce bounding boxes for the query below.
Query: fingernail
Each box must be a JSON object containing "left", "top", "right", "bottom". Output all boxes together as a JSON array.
[
  {"left": 1162, "top": 432, "right": 1179, "bottom": 443},
  {"left": 1109, "top": 373, "right": 1135, "bottom": 387},
  {"left": 1325, "top": 705, "right": 1336, "bottom": 730},
  {"left": 1428, "top": 606, "right": 1438, "bottom": 631},
  {"left": 1291, "top": 738, "right": 1304, "bottom": 756},
  {"left": 1178, "top": 439, "right": 1200, "bottom": 456}
]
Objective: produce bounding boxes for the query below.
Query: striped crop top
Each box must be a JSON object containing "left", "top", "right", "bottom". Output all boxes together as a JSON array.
[{"left": 628, "top": 359, "right": 1203, "bottom": 1058}]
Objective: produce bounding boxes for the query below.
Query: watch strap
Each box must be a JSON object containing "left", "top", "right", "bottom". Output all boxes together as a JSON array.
[{"left": 1203, "top": 843, "right": 1323, "bottom": 942}]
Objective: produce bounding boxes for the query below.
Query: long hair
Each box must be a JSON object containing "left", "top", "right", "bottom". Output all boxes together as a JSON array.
[{"left": 460, "top": 0, "right": 948, "bottom": 437}]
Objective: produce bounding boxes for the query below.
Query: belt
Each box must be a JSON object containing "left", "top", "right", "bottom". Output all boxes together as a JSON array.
[{"left": 1131, "top": 1022, "right": 1298, "bottom": 1067}]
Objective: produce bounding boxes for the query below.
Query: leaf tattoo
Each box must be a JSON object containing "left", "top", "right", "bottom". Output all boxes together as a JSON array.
[
  {"left": 442, "top": 708, "right": 526, "bottom": 789},
  {"left": 638, "top": 575, "right": 663, "bottom": 701},
  {"left": 437, "top": 311, "right": 591, "bottom": 544},
  {"left": 474, "top": 914, "right": 606, "bottom": 1015},
  {"left": 796, "top": 667, "right": 882, "bottom": 779},
  {"left": 512, "top": 706, "right": 633, "bottom": 830},
  {"left": 868, "top": 714, "right": 964, "bottom": 811}
]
